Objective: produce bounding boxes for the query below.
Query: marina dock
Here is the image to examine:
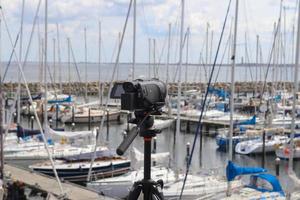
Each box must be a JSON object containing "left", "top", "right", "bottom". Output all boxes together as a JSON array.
[{"left": 4, "top": 164, "right": 114, "bottom": 200}]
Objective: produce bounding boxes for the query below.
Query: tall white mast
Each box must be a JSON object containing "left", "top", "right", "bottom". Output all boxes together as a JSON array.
[
  {"left": 98, "top": 21, "right": 102, "bottom": 106},
  {"left": 166, "top": 24, "right": 171, "bottom": 86},
  {"left": 289, "top": 0, "right": 300, "bottom": 173},
  {"left": 56, "top": 24, "right": 62, "bottom": 92},
  {"left": 255, "top": 35, "right": 259, "bottom": 114},
  {"left": 132, "top": 0, "right": 136, "bottom": 80},
  {"left": 53, "top": 38, "right": 56, "bottom": 84},
  {"left": 84, "top": 26, "right": 88, "bottom": 102},
  {"left": 17, "top": 0, "right": 25, "bottom": 124},
  {"left": 153, "top": 38, "right": 156, "bottom": 77},
  {"left": 67, "top": 37, "right": 71, "bottom": 95},
  {"left": 148, "top": 38, "right": 151, "bottom": 78},
  {"left": 227, "top": 0, "right": 239, "bottom": 196},
  {"left": 185, "top": 27, "right": 190, "bottom": 96},
  {"left": 176, "top": 0, "right": 185, "bottom": 138},
  {"left": 44, "top": 0, "right": 48, "bottom": 130},
  {"left": 166, "top": 23, "right": 172, "bottom": 116}
]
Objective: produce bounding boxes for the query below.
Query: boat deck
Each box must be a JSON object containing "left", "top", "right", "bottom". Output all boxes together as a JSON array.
[{"left": 4, "top": 164, "right": 114, "bottom": 200}]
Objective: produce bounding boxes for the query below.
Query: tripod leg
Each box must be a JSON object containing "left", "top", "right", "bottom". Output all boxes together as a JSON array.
[{"left": 127, "top": 182, "right": 143, "bottom": 200}]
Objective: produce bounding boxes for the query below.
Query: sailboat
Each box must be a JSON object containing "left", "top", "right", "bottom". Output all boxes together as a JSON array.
[
  {"left": 29, "top": 152, "right": 131, "bottom": 183},
  {"left": 218, "top": 161, "right": 286, "bottom": 200},
  {"left": 235, "top": 134, "right": 288, "bottom": 155},
  {"left": 87, "top": 166, "right": 242, "bottom": 199}
]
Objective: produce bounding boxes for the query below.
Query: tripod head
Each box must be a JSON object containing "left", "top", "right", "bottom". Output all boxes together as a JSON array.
[{"left": 116, "top": 110, "right": 161, "bottom": 156}]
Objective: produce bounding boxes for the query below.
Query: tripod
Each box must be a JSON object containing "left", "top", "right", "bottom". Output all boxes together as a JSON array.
[{"left": 117, "top": 111, "right": 164, "bottom": 200}]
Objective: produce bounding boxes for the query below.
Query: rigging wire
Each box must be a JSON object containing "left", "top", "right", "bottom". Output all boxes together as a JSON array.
[
  {"left": 2, "top": 33, "right": 19, "bottom": 82},
  {"left": 259, "top": 9, "right": 282, "bottom": 102},
  {"left": 87, "top": 0, "right": 134, "bottom": 181},
  {"left": 0, "top": 7, "right": 65, "bottom": 195},
  {"left": 179, "top": 0, "right": 232, "bottom": 198}
]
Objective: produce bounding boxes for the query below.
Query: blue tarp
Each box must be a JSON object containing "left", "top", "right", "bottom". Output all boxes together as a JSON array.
[
  {"left": 208, "top": 87, "right": 230, "bottom": 100},
  {"left": 226, "top": 161, "right": 267, "bottom": 181},
  {"left": 234, "top": 115, "right": 256, "bottom": 126},
  {"left": 48, "top": 95, "right": 72, "bottom": 104},
  {"left": 247, "top": 173, "right": 284, "bottom": 196}
]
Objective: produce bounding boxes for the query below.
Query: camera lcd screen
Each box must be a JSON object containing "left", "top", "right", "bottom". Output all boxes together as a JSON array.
[{"left": 110, "top": 82, "right": 125, "bottom": 99}]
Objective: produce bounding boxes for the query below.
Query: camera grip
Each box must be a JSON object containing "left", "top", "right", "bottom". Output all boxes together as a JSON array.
[{"left": 116, "top": 126, "right": 139, "bottom": 155}]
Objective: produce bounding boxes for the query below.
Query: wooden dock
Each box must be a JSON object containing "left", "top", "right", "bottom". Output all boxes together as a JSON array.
[{"left": 4, "top": 164, "right": 114, "bottom": 200}]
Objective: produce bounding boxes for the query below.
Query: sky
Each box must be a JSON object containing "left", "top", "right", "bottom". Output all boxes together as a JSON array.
[{"left": 0, "top": 0, "right": 299, "bottom": 64}]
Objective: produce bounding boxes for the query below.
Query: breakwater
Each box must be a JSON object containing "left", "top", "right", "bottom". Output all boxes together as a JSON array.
[{"left": 2, "top": 81, "right": 294, "bottom": 96}]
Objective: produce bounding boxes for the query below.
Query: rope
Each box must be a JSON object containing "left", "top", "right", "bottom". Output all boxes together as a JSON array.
[{"left": 179, "top": 0, "right": 232, "bottom": 198}]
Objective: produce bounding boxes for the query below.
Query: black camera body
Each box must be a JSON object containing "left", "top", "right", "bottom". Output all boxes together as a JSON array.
[{"left": 111, "top": 79, "right": 166, "bottom": 112}]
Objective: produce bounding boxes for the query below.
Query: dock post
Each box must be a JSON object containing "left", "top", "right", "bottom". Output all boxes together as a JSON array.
[
  {"left": 88, "top": 108, "right": 91, "bottom": 131},
  {"left": 106, "top": 109, "right": 109, "bottom": 141},
  {"left": 275, "top": 157, "right": 280, "bottom": 177},
  {"left": 262, "top": 130, "right": 266, "bottom": 168},
  {"left": 27, "top": 104, "right": 31, "bottom": 127},
  {"left": 41, "top": 105, "right": 44, "bottom": 125},
  {"left": 71, "top": 122, "right": 75, "bottom": 131},
  {"left": 55, "top": 103, "right": 59, "bottom": 129},
  {"left": 31, "top": 116, "right": 34, "bottom": 130},
  {"left": 13, "top": 112, "right": 17, "bottom": 123},
  {"left": 49, "top": 119, "right": 53, "bottom": 128},
  {"left": 186, "top": 142, "right": 190, "bottom": 167},
  {"left": 72, "top": 106, "right": 75, "bottom": 124},
  {"left": 186, "top": 120, "right": 190, "bottom": 133}
]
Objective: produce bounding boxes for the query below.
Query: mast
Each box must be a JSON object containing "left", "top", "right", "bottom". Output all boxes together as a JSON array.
[
  {"left": 132, "top": 0, "right": 136, "bottom": 80},
  {"left": 53, "top": 38, "right": 56, "bottom": 84},
  {"left": 153, "top": 38, "right": 156, "bottom": 78},
  {"left": 67, "top": 37, "right": 71, "bottom": 95},
  {"left": 84, "top": 26, "right": 88, "bottom": 102},
  {"left": 185, "top": 27, "right": 190, "bottom": 98},
  {"left": 17, "top": 0, "right": 25, "bottom": 124},
  {"left": 166, "top": 24, "right": 171, "bottom": 86},
  {"left": 98, "top": 21, "right": 102, "bottom": 106},
  {"left": 148, "top": 38, "right": 151, "bottom": 78},
  {"left": 206, "top": 22, "right": 209, "bottom": 65},
  {"left": 227, "top": 0, "right": 239, "bottom": 196},
  {"left": 255, "top": 35, "right": 259, "bottom": 114},
  {"left": 176, "top": 0, "right": 185, "bottom": 138},
  {"left": 166, "top": 23, "right": 172, "bottom": 116},
  {"left": 44, "top": 0, "right": 48, "bottom": 132},
  {"left": 210, "top": 30, "right": 214, "bottom": 65},
  {"left": 289, "top": 0, "right": 300, "bottom": 173},
  {"left": 56, "top": 23, "right": 62, "bottom": 92}
]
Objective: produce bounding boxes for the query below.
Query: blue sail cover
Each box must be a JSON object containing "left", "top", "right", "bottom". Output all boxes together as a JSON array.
[
  {"left": 234, "top": 115, "right": 256, "bottom": 126},
  {"left": 247, "top": 173, "right": 284, "bottom": 196},
  {"left": 226, "top": 161, "right": 267, "bottom": 181},
  {"left": 208, "top": 87, "right": 230, "bottom": 100},
  {"left": 48, "top": 95, "right": 72, "bottom": 104}
]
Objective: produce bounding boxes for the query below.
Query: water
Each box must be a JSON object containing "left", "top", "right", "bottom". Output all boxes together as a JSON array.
[
  {"left": 2, "top": 62, "right": 295, "bottom": 83},
  {"left": 12, "top": 116, "right": 300, "bottom": 192}
]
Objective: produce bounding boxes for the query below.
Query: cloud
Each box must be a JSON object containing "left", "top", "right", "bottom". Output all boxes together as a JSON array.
[{"left": 0, "top": 0, "right": 298, "bottom": 64}]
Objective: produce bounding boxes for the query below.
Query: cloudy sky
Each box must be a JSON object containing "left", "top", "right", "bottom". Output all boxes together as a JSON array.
[{"left": 0, "top": 0, "right": 298, "bottom": 64}]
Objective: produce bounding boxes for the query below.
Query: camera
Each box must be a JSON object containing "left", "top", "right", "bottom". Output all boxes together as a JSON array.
[{"left": 111, "top": 79, "right": 166, "bottom": 112}]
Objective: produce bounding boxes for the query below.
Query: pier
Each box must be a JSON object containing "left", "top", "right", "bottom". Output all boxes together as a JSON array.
[{"left": 4, "top": 164, "right": 113, "bottom": 200}]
